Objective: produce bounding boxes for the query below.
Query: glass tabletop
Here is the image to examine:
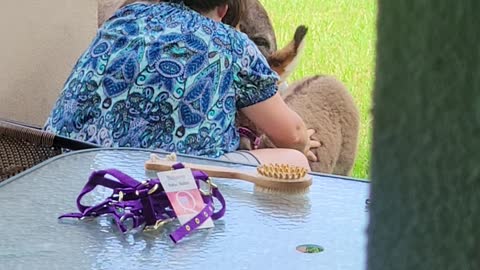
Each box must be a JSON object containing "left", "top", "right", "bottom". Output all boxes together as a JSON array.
[{"left": 0, "top": 149, "right": 369, "bottom": 270}]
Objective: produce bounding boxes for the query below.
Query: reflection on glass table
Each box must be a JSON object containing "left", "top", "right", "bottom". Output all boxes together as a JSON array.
[{"left": 0, "top": 148, "right": 369, "bottom": 270}]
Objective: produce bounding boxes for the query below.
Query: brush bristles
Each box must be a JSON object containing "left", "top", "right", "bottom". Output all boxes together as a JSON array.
[
  {"left": 257, "top": 164, "right": 308, "bottom": 180},
  {"left": 254, "top": 185, "right": 310, "bottom": 194}
]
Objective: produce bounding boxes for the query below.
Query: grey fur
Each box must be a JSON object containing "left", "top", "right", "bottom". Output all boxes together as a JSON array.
[{"left": 283, "top": 76, "right": 359, "bottom": 175}]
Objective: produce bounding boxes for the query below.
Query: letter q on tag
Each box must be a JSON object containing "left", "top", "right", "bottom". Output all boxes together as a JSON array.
[{"left": 158, "top": 169, "right": 214, "bottom": 228}]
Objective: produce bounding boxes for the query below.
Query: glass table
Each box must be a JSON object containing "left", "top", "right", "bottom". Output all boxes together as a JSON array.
[{"left": 0, "top": 149, "right": 369, "bottom": 269}]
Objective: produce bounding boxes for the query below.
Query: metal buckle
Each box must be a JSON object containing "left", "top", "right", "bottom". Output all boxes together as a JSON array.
[
  {"left": 148, "top": 184, "right": 159, "bottom": 195},
  {"left": 134, "top": 182, "right": 159, "bottom": 197},
  {"left": 144, "top": 218, "right": 175, "bottom": 232},
  {"left": 118, "top": 191, "right": 124, "bottom": 202},
  {"left": 80, "top": 216, "right": 96, "bottom": 222},
  {"left": 112, "top": 191, "right": 125, "bottom": 202},
  {"left": 200, "top": 178, "right": 217, "bottom": 196}
]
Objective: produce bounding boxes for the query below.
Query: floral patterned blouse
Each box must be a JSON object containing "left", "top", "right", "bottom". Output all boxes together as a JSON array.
[{"left": 44, "top": 2, "right": 278, "bottom": 158}]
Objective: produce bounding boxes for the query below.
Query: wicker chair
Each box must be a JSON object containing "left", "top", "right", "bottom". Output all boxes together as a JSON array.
[{"left": 0, "top": 119, "right": 99, "bottom": 182}]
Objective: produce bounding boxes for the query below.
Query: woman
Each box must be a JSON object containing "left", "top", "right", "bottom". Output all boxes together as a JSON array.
[{"left": 44, "top": 0, "right": 318, "bottom": 168}]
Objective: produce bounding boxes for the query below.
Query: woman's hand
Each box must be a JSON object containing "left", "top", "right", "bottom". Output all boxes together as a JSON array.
[{"left": 305, "top": 129, "right": 321, "bottom": 162}]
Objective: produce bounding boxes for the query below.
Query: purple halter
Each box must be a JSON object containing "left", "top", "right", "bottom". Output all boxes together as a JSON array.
[
  {"left": 238, "top": 127, "right": 261, "bottom": 149},
  {"left": 59, "top": 163, "right": 226, "bottom": 243}
]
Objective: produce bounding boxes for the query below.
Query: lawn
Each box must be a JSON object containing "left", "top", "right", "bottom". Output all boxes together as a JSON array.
[{"left": 260, "top": 0, "right": 377, "bottom": 179}]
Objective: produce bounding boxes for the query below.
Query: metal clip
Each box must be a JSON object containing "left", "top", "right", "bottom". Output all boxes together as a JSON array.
[
  {"left": 148, "top": 184, "right": 159, "bottom": 195},
  {"left": 144, "top": 218, "right": 175, "bottom": 232},
  {"left": 80, "top": 216, "right": 96, "bottom": 222},
  {"left": 135, "top": 183, "right": 159, "bottom": 197},
  {"left": 200, "top": 178, "right": 217, "bottom": 196},
  {"left": 117, "top": 191, "right": 124, "bottom": 202}
]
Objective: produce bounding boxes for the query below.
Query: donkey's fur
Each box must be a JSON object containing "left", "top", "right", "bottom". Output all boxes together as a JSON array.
[
  {"left": 281, "top": 76, "right": 359, "bottom": 175},
  {"left": 96, "top": 0, "right": 360, "bottom": 176},
  {"left": 237, "top": 24, "right": 359, "bottom": 176},
  {"left": 235, "top": 1, "right": 360, "bottom": 176}
]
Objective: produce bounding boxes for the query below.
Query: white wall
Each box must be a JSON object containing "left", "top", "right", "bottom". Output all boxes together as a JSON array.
[{"left": 0, "top": 0, "right": 98, "bottom": 126}]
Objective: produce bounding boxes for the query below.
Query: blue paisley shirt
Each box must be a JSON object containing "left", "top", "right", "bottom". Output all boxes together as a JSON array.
[{"left": 44, "top": 2, "right": 279, "bottom": 158}]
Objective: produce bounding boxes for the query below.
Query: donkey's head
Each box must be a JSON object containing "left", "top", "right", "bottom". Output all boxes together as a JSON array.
[
  {"left": 238, "top": 0, "right": 306, "bottom": 84},
  {"left": 238, "top": 0, "right": 278, "bottom": 57}
]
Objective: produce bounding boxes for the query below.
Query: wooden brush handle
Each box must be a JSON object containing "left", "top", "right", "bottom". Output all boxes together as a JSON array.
[
  {"left": 145, "top": 159, "right": 259, "bottom": 184},
  {"left": 145, "top": 156, "right": 313, "bottom": 193}
]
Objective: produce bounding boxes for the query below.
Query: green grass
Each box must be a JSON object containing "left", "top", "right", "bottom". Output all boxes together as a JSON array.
[{"left": 260, "top": 0, "right": 377, "bottom": 179}]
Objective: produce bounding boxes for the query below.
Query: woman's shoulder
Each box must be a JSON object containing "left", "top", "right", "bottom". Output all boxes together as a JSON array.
[
  {"left": 110, "top": 2, "right": 155, "bottom": 19},
  {"left": 108, "top": 2, "right": 191, "bottom": 24},
  {"left": 211, "top": 23, "right": 260, "bottom": 57}
]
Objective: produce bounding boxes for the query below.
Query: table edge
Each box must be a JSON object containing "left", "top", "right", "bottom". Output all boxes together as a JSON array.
[{"left": 1, "top": 148, "right": 369, "bottom": 187}]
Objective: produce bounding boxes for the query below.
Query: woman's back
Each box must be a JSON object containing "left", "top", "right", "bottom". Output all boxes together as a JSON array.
[{"left": 44, "top": 2, "right": 278, "bottom": 157}]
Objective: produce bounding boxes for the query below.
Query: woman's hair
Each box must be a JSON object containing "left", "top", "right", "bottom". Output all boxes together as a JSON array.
[
  {"left": 182, "top": 0, "right": 228, "bottom": 12},
  {"left": 167, "top": 0, "right": 244, "bottom": 27},
  {"left": 222, "top": 0, "right": 245, "bottom": 27}
]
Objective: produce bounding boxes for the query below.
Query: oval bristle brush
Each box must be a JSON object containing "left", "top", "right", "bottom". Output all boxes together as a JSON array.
[{"left": 144, "top": 154, "right": 312, "bottom": 194}]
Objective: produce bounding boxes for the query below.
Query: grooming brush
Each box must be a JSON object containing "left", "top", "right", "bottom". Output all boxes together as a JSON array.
[{"left": 144, "top": 154, "right": 312, "bottom": 194}]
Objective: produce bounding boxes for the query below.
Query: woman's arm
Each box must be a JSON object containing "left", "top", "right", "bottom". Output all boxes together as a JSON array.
[
  {"left": 240, "top": 92, "right": 309, "bottom": 154},
  {"left": 233, "top": 35, "right": 319, "bottom": 160}
]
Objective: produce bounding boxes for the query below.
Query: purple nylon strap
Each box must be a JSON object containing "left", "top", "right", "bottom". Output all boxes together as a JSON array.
[
  {"left": 238, "top": 127, "right": 261, "bottom": 149},
  {"left": 59, "top": 164, "right": 226, "bottom": 243}
]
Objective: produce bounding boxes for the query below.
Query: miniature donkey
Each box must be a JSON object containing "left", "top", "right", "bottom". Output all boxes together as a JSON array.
[
  {"left": 237, "top": 0, "right": 359, "bottom": 176},
  {"left": 97, "top": 0, "right": 359, "bottom": 176}
]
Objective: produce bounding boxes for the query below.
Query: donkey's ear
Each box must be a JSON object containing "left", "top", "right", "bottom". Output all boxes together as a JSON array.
[{"left": 267, "top": 25, "right": 308, "bottom": 82}]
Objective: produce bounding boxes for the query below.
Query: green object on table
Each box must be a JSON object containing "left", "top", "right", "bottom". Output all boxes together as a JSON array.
[{"left": 296, "top": 244, "right": 324, "bottom": 254}]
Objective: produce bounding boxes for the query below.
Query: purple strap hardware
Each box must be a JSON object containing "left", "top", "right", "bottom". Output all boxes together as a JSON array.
[
  {"left": 238, "top": 127, "right": 261, "bottom": 149},
  {"left": 58, "top": 163, "right": 226, "bottom": 243}
]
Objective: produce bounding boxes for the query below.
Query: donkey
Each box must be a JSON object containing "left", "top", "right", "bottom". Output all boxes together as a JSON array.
[
  {"left": 97, "top": 0, "right": 360, "bottom": 176},
  {"left": 237, "top": 17, "right": 359, "bottom": 176},
  {"left": 227, "top": 0, "right": 360, "bottom": 176}
]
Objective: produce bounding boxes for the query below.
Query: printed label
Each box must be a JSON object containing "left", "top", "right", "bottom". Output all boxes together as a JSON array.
[{"left": 158, "top": 168, "right": 214, "bottom": 229}]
